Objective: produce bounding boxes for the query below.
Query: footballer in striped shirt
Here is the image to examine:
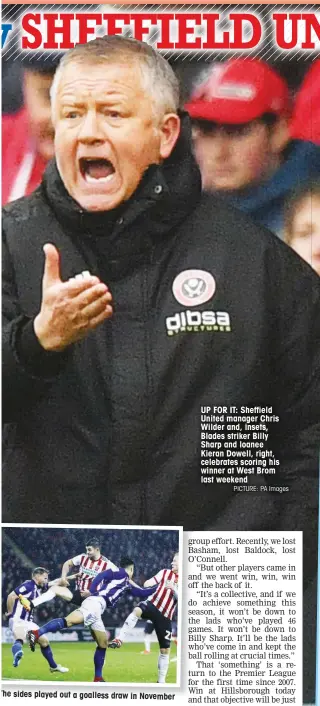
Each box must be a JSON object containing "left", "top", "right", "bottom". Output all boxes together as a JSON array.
[
  {"left": 60, "top": 536, "right": 118, "bottom": 605},
  {"left": 109, "top": 552, "right": 179, "bottom": 683},
  {"left": 6, "top": 566, "right": 68, "bottom": 673}
]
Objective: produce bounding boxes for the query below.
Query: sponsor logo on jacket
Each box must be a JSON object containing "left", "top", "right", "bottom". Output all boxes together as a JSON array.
[
  {"left": 166, "top": 310, "right": 231, "bottom": 336},
  {"left": 168, "top": 269, "right": 231, "bottom": 335}
]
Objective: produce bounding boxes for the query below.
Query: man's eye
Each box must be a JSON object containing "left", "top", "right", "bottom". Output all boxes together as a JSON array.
[
  {"left": 105, "top": 110, "right": 121, "bottom": 119},
  {"left": 296, "top": 229, "right": 312, "bottom": 239},
  {"left": 65, "top": 111, "right": 80, "bottom": 119}
]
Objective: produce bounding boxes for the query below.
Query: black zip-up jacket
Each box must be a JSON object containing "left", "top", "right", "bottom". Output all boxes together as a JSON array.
[{"left": 3, "top": 120, "right": 320, "bottom": 539}]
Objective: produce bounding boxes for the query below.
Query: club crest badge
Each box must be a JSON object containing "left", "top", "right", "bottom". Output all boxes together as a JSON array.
[{"left": 172, "top": 269, "right": 216, "bottom": 307}]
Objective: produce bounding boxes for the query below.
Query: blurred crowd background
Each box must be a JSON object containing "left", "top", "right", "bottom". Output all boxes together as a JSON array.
[
  {"left": 2, "top": 4, "right": 320, "bottom": 273},
  {"left": 2, "top": 527, "right": 179, "bottom": 627}
]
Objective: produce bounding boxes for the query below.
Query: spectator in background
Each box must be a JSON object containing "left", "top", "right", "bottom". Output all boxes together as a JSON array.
[
  {"left": 186, "top": 58, "right": 320, "bottom": 236},
  {"left": 2, "top": 57, "right": 59, "bottom": 205},
  {"left": 284, "top": 180, "right": 320, "bottom": 276},
  {"left": 290, "top": 60, "right": 320, "bottom": 146}
]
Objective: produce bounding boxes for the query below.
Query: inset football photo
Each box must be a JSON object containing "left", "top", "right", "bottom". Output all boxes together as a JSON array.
[{"left": 2, "top": 525, "right": 182, "bottom": 685}]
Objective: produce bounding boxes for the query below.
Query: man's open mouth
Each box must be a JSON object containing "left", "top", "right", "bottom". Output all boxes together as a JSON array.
[{"left": 79, "top": 158, "right": 115, "bottom": 183}]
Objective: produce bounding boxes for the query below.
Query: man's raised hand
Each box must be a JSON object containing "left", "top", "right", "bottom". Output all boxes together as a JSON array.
[{"left": 34, "top": 243, "right": 113, "bottom": 351}]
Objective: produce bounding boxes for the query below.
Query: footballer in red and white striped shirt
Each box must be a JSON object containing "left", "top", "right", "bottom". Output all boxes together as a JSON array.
[
  {"left": 109, "top": 553, "right": 179, "bottom": 684},
  {"left": 145, "top": 555, "right": 179, "bottom": 620},
  {"left": 60, "top": 537, "right": 118, "bottom": 604}
]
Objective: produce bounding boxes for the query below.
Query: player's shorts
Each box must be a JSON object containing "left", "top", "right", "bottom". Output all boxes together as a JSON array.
[
  {"left": 144, "top": 620, "right": 154, "bottom": 635},
  {"left": 139, "top": 601, "right": 172, "bottom": 649},
  {"left": 9, "top": 618, "right": 40, "bottom": 638},
  {"left": 79, "top": 596, "right": 106, "bottom": 632}
]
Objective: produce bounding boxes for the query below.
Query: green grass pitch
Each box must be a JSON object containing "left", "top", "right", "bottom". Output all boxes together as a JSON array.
[{"left": 2, "top": 642, "right": 177, "bottom": 684}]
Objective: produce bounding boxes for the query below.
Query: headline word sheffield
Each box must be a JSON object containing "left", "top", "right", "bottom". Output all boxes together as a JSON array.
[{"left": 8, "top": 12, "right": 320, "bottom": 51}]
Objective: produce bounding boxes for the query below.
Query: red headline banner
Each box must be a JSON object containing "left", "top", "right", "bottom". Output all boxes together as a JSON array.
[{"left": 15, "top": 11, "right": 320, "bottom": 51}]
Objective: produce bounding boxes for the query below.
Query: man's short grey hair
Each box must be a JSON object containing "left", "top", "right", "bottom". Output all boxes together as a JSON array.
[{"left": 50, "top": 35, "right": 180, "bottom": 117}]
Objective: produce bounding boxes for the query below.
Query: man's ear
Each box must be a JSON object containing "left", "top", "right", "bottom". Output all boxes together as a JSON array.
[
  {"left": 270, "top": 117, "right": 290, "bottom": 155},
  {"left": 159, "top": 113, "right": 181, "bottom": 160}
]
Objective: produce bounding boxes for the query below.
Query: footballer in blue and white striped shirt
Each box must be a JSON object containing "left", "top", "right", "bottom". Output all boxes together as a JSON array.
[{"left": 6, "top": 566, "right": 68, "bottom": 672}]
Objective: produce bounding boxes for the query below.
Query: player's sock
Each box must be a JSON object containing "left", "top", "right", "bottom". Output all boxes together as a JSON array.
[
  {"left": 12, "top": 640, "right": 23, "bottom": 656},
  {"left": 144, "top": 636, "right": 151, "bottom": 652},
  {"left": 12, "top": 639, "right": 24, "bottom": 666},
  {"left": 40, "top": 645, "right": 57, "bottom": 669},
  {"left": 32, "top": 589, "right": 56, "bottom": 607},
  {"left": 157, "top": 653, "right": 170, "bottom": 683},
  {"left": 38, "top": 617, "right": 67, "bottom": 636},
  {"left": 94, "top": 647, "right": 106, "bottom": 679},
  {"left": 12, "top": 639, "right": 23, "bottom": 653},
  {"left": 118, "top": 611, "right": 139, "bottom": 641}
]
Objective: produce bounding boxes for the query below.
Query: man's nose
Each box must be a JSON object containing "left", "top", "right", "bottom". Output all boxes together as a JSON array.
[
  {"left": 78, "top": 110, "right": 105, "bottom": 143},
  {"left": 212, "top": 134, "right": 231, "bottom": 160}
]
